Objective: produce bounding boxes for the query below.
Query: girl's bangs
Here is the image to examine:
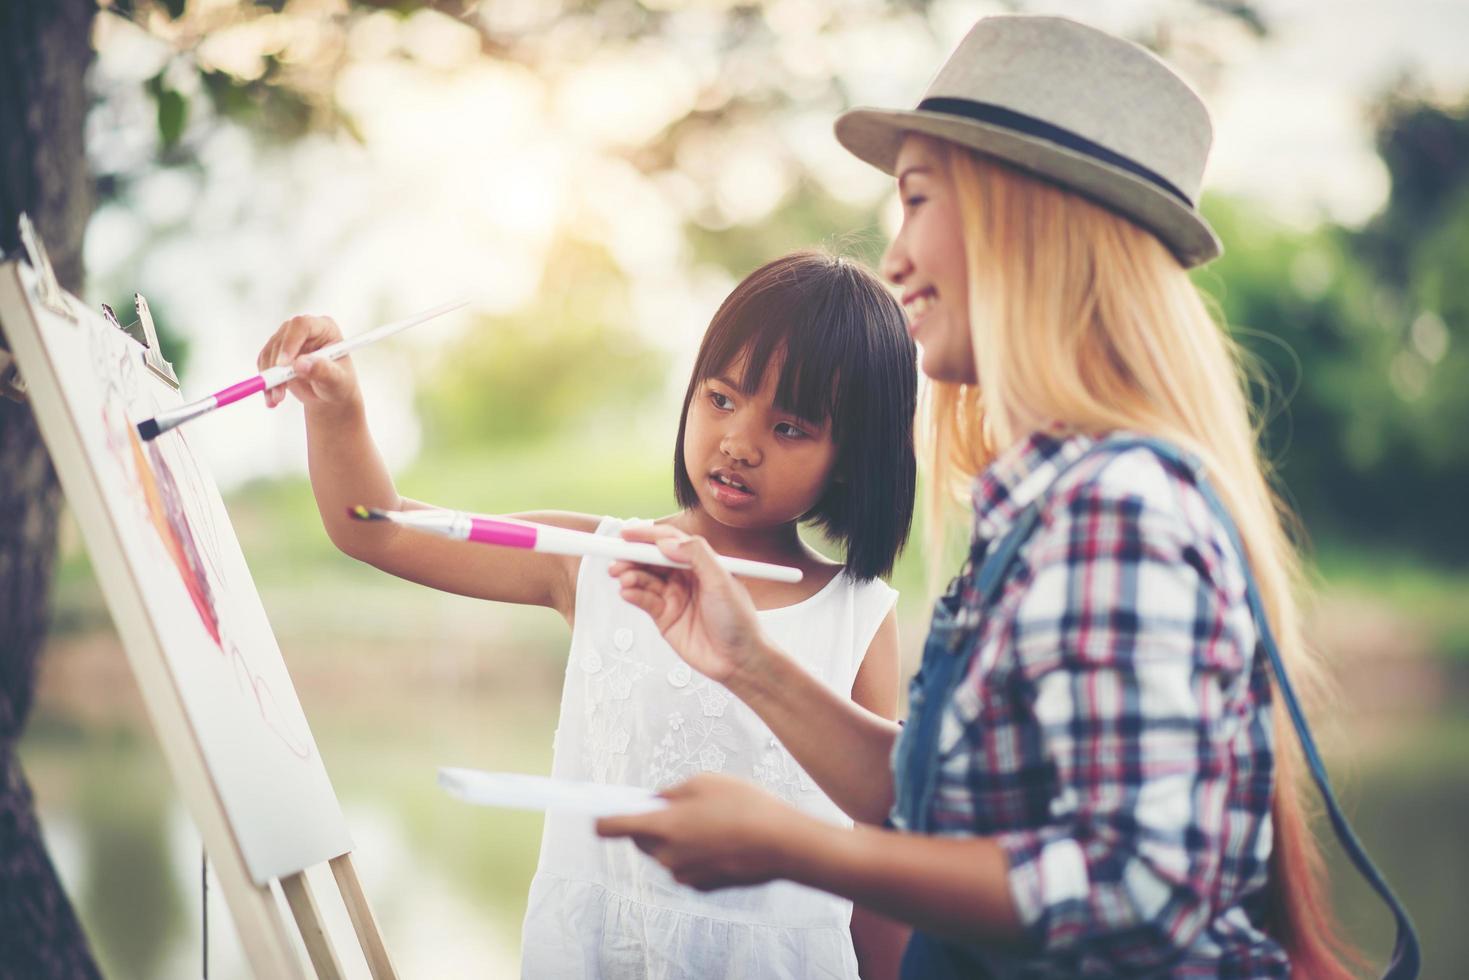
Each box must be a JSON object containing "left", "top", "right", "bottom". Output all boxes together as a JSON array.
[{"left": 696, "top": 290, "right": 848, "bottom": 430}]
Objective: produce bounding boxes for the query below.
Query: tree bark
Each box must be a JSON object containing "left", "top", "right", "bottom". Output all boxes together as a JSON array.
[{"left": 0, "top": 1, "right": 103, "bottom": 976}]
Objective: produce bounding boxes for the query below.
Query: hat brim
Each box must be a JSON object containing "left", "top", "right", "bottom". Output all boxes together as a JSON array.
[{"left": 835, "top": 107, "right": 1222, "bottom": 268}]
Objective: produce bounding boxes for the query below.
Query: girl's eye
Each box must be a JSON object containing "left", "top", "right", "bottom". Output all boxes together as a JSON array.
[
  {"left": 903, "top": 194, "right": 926, "bottom": 209},
  {"left": 775, "top": 422, "right": 807, "bottom": 439},
  {"left": 709, "top": 391, "right": 733, "bottom": 411}
]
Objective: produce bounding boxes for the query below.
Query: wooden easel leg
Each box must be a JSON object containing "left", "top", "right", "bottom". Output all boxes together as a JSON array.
[
  {"left": 281, "top": 871, "right": 348, "bottom": 980},
  {"left": 329, "top": 853, "right": 400, "bottom": 980},
  {"left": 207, "top": 848, "right": 307, "bottom": 980}
]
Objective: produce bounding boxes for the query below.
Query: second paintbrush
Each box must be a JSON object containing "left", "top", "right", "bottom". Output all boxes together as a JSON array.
[
  {"left": 348, "top": 506, "right": 804, "bottom": 584},
  {"left": 136, "top": 299, "right": 467, "bottom": 441}
]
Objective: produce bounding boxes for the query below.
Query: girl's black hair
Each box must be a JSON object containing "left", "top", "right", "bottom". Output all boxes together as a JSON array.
[{"left": 673, "top": 250, "right": 917, "bottom": 580}]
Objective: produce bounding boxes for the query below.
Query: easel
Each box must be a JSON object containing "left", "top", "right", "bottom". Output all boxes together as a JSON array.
[{"left": 0, "top": 215, "right": 398, "bottom": 979}]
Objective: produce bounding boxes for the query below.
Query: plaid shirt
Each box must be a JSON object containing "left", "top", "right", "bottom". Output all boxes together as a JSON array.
[{"left": 906, "top": 431, "right": 1288, "bottom": 977}]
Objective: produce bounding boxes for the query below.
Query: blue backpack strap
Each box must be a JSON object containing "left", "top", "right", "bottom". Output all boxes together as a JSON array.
[
  {"left": 893, "top": 505, "right": 1045, "bottom": 834},
  {"left": 1107, "top": 436, "right": 1421, "bottom": 980}
]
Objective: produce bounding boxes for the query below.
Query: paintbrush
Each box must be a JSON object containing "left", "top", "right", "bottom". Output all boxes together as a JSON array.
[
  {"left": 349, "top": 506, "right": 804, "bottom": 584},
  {"left": 135, "top": 299, "right": 468, "bottom": 441}
]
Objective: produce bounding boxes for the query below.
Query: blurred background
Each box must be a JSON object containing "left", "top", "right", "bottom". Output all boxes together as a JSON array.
[{"left": 8, "top": 0, "right": 1468, "bottom": 976}]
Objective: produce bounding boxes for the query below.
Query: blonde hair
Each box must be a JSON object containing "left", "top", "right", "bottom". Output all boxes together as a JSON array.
[{"left": 920, "top": 142, "right": 1355, "bottom": 977}]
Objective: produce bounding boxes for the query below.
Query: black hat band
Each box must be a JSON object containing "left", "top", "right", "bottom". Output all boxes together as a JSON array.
[{"left": 917, "top": 97, "right": 1193, "bottom": 207}]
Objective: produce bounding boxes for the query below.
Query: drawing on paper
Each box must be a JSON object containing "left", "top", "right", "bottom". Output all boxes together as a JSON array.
[{"left": 92, "top": 323, "right": 311, "bottom": 759}]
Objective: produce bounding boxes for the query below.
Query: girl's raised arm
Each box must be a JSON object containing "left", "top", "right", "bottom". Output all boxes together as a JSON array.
[{"left": 259, "top": 314, "right": 591, "bottom": 619}]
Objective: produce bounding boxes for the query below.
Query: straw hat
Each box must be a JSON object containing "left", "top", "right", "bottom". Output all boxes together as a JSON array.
[{"left": 835, "top": 15, "right": 1222, "bottom": 266}]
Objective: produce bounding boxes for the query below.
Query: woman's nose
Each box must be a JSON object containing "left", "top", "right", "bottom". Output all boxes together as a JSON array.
[{"left": 881, "top": 236, "right": 911, "bottom": 285}]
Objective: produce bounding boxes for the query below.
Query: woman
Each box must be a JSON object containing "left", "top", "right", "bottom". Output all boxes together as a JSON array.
[{"left": 598, "top": 15, "right": 1416, "bottom": 978}]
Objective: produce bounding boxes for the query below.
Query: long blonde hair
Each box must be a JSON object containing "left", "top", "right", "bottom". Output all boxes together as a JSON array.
[{"left": 920, "top": 142, "right": 1356, "bottom": 978}]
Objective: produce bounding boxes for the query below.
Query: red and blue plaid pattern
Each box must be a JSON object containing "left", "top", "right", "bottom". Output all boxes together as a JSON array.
[{"left": 914, "top": 431, "right": 1288, "bottom": 977}]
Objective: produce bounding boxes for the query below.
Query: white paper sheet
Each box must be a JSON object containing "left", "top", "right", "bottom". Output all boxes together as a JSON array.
[
  {"left": 437, "top": 768, "right": 668, "bottom": 817},
  {"left": 3, "top": 264, "right": 350, "bottom": 885}
]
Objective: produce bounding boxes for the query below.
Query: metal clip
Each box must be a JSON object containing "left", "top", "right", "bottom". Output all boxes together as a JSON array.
[
  {"left": 132, "top": 293, "right": 181, "bottom": 389},
  {"left": 102, "top": 292, "right": 183, "bottom": 392},
  {"left": 16, "top": 212, "right": 76, "bottom": 323},
  {"left": 101, "top": 302, "right": 124, "bottom": 331}
]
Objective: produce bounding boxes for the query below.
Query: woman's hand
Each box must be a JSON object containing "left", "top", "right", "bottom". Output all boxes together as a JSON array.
[
  {"left": 255, "top": 314, "right": 360, "bottom": 410},
  {"left": 595, "top": 774, "right": 804, "bottom": 891},
  {"left": 609, "top": 525, "right": 766, "bottom": 686}
]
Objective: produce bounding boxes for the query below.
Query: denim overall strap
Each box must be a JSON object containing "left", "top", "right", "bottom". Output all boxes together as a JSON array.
[
  {"left": 1105, "top": 436, "right": 1421, "bottom": 980},
  {"left": 893, "top": 504, "right": 1045, "bottom": 835},
  {"left": 894, "top": 505, "right": 1048, "bottom": 980}
]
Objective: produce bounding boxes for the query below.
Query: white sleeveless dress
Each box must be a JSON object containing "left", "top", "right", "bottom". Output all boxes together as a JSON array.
[{"left": 520, "top": 517, "right": 898, "bottom": 979}]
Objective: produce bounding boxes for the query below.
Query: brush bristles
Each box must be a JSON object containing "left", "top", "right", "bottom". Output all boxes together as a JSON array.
[
  {"left": 348, "top": 505, "right": 390, "bottom": 521},
  {"left": 136, "top": 418, "right": 162, "bottom": 441}
]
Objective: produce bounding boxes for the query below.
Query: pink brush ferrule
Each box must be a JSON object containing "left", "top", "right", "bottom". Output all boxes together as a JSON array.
[
  {"left": 213, "top": 375, "right": 268, "bottom": 407},
  {"left": 467, "top": 516, "right": 539, "bottom": 550}
]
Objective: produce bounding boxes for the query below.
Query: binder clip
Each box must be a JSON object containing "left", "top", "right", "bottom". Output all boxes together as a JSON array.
[
  {"left": 16, "top": 212, "right": 76, "bottom": 323},
  {"left": 130, "top": 293, "right": 181, "bottom": 389},
  {"left": 106, "top": 295, "right": 180, "bottom": 389}
]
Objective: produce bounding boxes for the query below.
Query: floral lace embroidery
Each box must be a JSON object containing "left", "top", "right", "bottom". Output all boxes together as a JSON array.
[
  {"left": 579, "top": 635, "right": 653, "bottom": 783},
  {"left": 576, "top": 595, "right": 846, "bottom": 807},
  {"left": 691, "top": 677, "right": 730, "bottom": 717},
  {"left": 646, "top": 708, "right": 736, "bottom": 791},
  {"left": 752, "top": 734, "right": 817, "bottom": 801}
]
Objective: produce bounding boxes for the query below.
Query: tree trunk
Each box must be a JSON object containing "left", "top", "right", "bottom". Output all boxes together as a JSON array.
[{"left": 0, "top": 1, "right": 103, "bottom": 976}]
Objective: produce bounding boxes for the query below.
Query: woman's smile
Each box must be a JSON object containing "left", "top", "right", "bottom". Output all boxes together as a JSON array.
[
  {"left": 882, "top": 136, "right": 976, "bottom": 385},
  {"left": 901, "top": 287, "right": 938, "bottom": 337}
]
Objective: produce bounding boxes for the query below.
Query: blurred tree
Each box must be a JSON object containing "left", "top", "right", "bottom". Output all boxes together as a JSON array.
[
  {"left": 418, "top": 239, "right": 668, "bottom": 450},
  {"left": 1343, "top": 92, "right": 1469, "bottom": 558},
  {"left": 1199, "top": 91, "right": 1469, "bottom": 563},
  {"left": 1359, "top": 93, "right": 1469, "bottom": 290},
  {"left": 0, "top": 3, "right": 105, "bottom": 977}
]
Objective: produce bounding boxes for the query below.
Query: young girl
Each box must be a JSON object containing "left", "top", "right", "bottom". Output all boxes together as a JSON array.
[
  {"left": 597, "top": 15, "right": 1417, "bottom": 980},
  {"left": 256, "top": 250, "right": 918, "bottom": 978}
]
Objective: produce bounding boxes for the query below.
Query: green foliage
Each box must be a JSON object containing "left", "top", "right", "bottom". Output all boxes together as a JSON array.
[
  {"left": 686, "top": 177, "right": 890, "bottom": 277},
  {"left": 1360, "top": 96, "right": 1469, "bottom": 288},
  {"left": 416, "top": 240, "right": 669, "bottom": 450},
  {"left": 144, "top": 71, "right": 187, "bottom": 149},
  {"left": 1193, "top": 91, "right": 1469, "bottom": 562},
  {"left": 97, "top": 1, "right": 1461, "bottom": 570},
  {"left": 195, "top": 59, "right": 319, "bottom": 144}
]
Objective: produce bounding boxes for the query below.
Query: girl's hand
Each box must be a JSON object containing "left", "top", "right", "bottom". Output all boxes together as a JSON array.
[
  {"left": 595, "top": 774, "right": 801, "bottom": 891},
  {"left": 609, "top": 525, "right": 765, "bottom": 686},
  {"left": 255, "top": 314, "right": 360, "bottom": 410}
]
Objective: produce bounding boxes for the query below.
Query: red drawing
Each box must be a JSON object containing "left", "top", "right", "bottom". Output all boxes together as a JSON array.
[{"left": 94, "top": 333, "right": 311, "bottom": 760}]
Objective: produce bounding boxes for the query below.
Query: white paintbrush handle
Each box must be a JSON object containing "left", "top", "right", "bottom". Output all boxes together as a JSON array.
[
  {"left": 260, "top": 299, "right": 469, "bottom": 391},
  {"left": 320, "top": 299, "right": 468, "bottom": 359},
  {"left": 534, "top": 525, "right": 802, "bottom": 583}
]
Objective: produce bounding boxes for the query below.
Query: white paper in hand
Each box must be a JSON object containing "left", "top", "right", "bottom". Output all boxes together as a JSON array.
[{"left": 437, "top": 767, "right": 667, "bottom": 817}]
